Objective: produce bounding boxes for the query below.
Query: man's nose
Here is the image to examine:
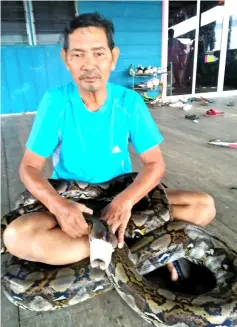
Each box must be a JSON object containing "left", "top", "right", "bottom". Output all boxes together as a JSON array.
[{"left": 82, "top": 53, "right": 96, "bottom": 68}]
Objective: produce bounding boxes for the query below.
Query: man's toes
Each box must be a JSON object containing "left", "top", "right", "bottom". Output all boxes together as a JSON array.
[{"left": 167, "top": 262, "right": 179, "bottom": 281}]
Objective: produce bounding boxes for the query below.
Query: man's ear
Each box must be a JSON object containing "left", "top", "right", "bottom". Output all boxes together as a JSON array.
[
  {"left": 61, "top": 49, "right": 70, "bottom": 71},
  {"left": 111, "top": 47, "right": 120, "bottom": 71}
]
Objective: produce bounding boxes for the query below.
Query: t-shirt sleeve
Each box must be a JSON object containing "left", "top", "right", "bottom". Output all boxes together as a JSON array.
[
  {"left": 26, "top": 91, "right": 60, "bottom": 158},
  {"left": 129, "top": 92, "right": 164, "bottom": 154}
]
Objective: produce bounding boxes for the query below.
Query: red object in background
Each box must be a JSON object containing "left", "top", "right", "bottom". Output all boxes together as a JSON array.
[{"left": 204, "top": 109, "right": 224, "bottom": 117}]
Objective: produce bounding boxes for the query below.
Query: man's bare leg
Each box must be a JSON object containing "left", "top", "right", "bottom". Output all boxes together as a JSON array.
[
  {"left": 3, "top": 212, "right": 90, "bottom": 265},
  {"left": 167, "top": 189, "right": 216, "bottom": 226},
  {"left": 3, "top": 190, "right": 216, "bottom": 277},
  {"left": 166, "top": 189, "right": 216, "bottom": 280}
]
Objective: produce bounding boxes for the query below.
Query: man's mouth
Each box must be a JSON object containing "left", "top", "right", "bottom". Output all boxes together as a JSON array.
[
  {"left": 84, "top": 77, "right": 98, "bottom": 80},
  {"left": 82, "top": 76, "right": 100, "bottom": 83}
]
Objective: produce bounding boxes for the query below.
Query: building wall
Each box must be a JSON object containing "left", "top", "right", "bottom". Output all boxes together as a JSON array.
[{"left": 1, "top": 1, "right": 162, "bottom": 114}]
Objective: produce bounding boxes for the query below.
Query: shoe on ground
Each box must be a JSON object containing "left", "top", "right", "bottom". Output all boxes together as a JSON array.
[{"left": 169, "top": 101, "right": 184, "bottom": 108}]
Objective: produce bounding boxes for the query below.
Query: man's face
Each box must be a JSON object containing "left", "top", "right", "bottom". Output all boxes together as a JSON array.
[{"left": 61, "top": 26, "right": 119, "bottom": 92}]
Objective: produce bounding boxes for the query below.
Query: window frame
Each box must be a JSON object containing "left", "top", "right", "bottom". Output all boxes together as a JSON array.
[
  {"left": 1, "top": 1, "right": 32, "bottom": 46},
  {"left": 30, "top": 0, "right": 78, "bottom": 46},
  {"left": 1, "top": 0, "right": 78, "bottom": 46}
]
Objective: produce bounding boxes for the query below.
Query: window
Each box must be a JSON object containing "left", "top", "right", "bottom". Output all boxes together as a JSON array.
[
  {"left": 1, "top": 1, "right": 29, "bottom": 45},
  {"left": 32, "top": 1, "right": 77, "bottom": 44}
]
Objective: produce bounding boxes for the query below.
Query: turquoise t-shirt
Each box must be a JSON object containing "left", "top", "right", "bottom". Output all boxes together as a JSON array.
[{"left": 26, "top": 82, "right": 163, "bottom": 183}]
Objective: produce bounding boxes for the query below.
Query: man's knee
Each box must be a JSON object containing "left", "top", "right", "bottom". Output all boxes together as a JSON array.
[
  {"left": 3, "top": 224, "right": 38, "bottom": 261},
  {"left": 197, "top": 193, "right": 216, "bottom": 226},
  {"left": 3, "top": 221, "right": 42, "bottom": 261},
  {"left": 3, "top": 213, "right": 56, "bottom": 258},
  {"left": 3, "top": 223, "right": 23, "bottom": 255}
]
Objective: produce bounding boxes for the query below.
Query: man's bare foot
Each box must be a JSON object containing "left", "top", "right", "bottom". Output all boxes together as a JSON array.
[{"left": 167, "top": 262, "right": 179, "bottom": 281}]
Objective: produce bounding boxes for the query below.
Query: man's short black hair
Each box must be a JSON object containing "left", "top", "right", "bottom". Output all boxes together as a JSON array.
[{"left": 63, "top": 12, "right": 115, "bottom": 50}]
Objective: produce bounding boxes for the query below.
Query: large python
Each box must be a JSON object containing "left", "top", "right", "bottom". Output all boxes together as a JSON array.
[{"left": 1, "top": 173, "right": 237, "bottom": 327}]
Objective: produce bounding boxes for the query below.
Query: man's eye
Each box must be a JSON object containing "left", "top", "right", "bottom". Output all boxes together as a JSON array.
[
  {"left": 95, "top": 52, "right": 104, "bottom": 57},
  {"left": 73, "top": 53, "right": 83, "bottom": 57}
]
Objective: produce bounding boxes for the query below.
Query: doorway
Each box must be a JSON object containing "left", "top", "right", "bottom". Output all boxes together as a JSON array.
[{"left": 162, "top": 0, "right": 237, "bottom": 97}]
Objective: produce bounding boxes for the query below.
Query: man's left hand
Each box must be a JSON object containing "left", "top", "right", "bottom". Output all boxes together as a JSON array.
[{"left": 102, "top": 197, "right": 133, "bottom": 249}]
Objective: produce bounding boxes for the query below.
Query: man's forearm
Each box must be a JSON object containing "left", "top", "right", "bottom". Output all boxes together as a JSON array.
[
  {"left": 19, "top": 165, "right": 64, "bottom": 213},
  {"left": 114, "top": 162, "right": 166, "bottom": 206}
]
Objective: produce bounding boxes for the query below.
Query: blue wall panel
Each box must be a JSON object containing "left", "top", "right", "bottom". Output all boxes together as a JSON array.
[
  {"left": 1, "top": 45, "right": 72, "bottom": 113},
  {"left": 1, "top": 1, "right": 162, "bottom": 114}
]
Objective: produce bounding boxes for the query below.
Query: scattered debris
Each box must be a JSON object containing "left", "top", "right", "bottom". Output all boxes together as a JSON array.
[
  {"left": 227, "top": 101, "right": 236, "bottom": 107},
  {"left": 207, "top": 99, "right": 216, "bottom": 103},
  {"left": 208, "top": 139, "right": 237, "bottom": 148},
  {"left": 169, "top": 101, "right": 185, "bottom": 108},
  {"left": 150, "top": 99, "right": 170, "bottom": 106},
  {"left": 188, "top": 96, "right": 216, "bottom": 103}
]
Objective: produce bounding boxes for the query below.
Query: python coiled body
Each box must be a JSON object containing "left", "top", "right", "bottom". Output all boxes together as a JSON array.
[{"left": 1, "top": 173, "right": 237, "bottom": 326}]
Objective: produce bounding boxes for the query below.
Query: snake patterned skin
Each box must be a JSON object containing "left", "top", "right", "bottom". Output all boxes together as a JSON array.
[{"left": 1, "top": 173, "right": 237, "bottom": 327}]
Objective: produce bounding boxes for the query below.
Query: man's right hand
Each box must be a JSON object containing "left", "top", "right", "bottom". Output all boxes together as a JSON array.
[{"left": 51, "top": 199, "right": 93, "bottom": 239}]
